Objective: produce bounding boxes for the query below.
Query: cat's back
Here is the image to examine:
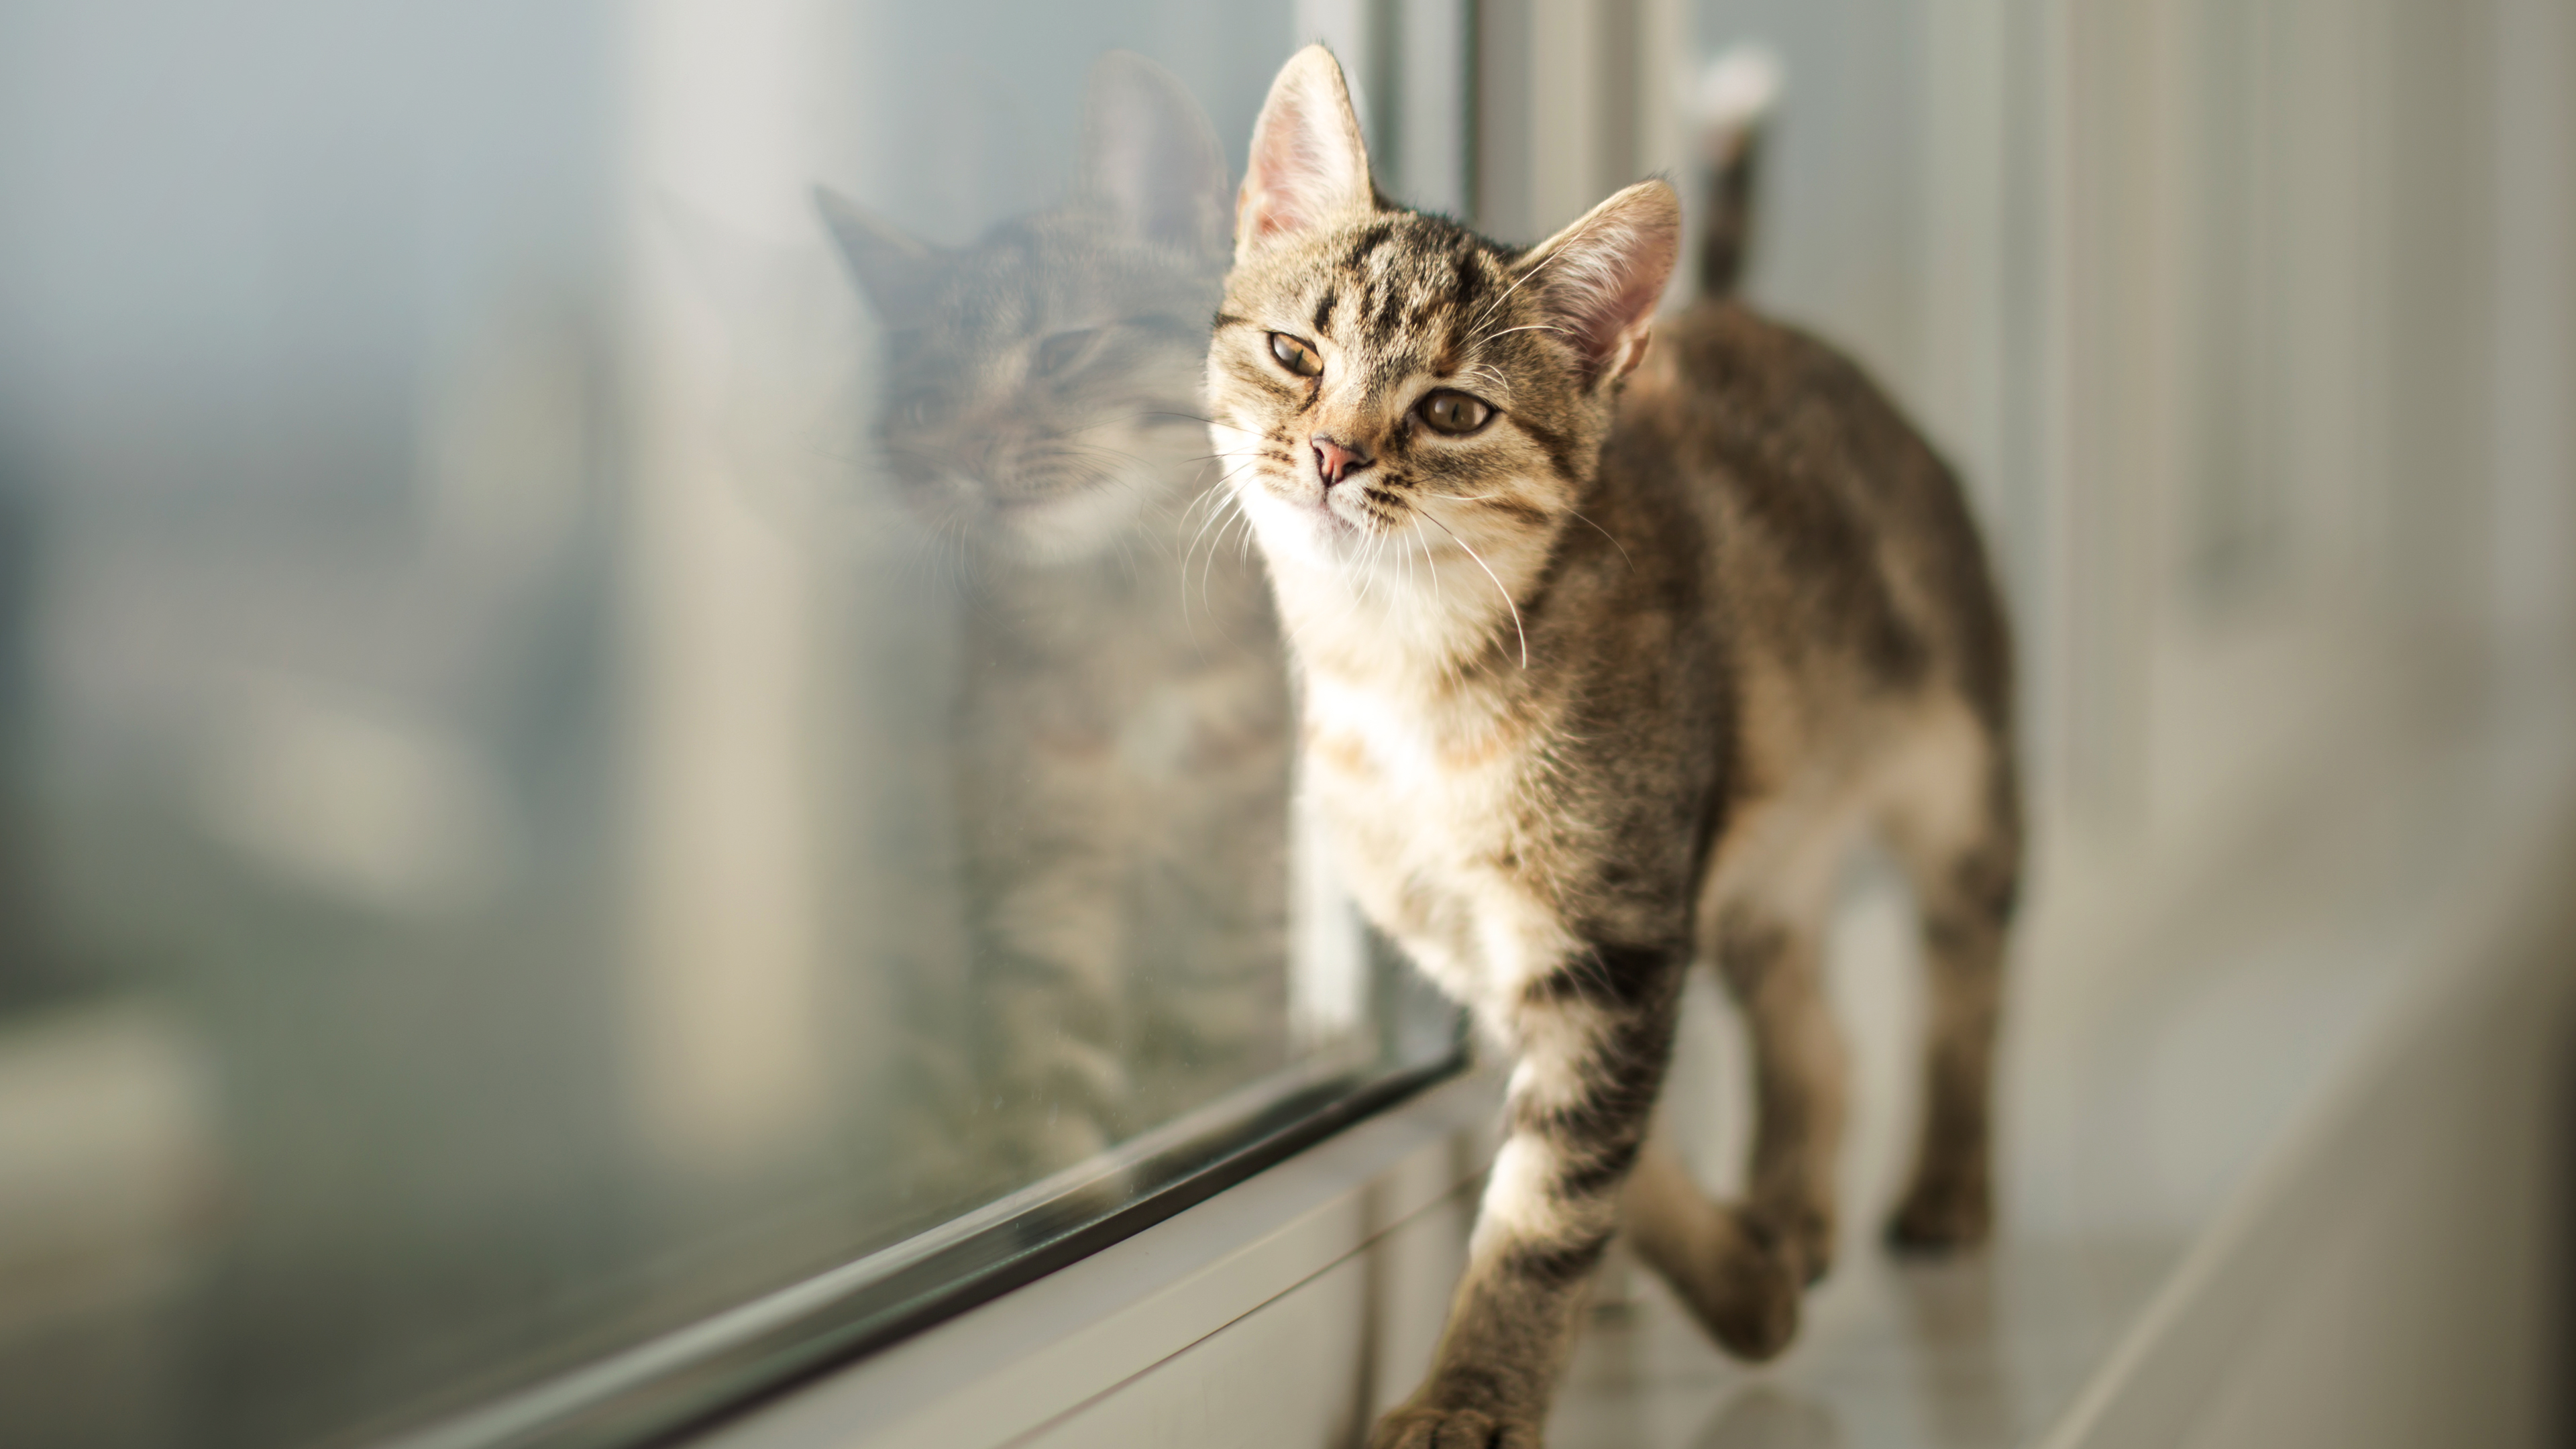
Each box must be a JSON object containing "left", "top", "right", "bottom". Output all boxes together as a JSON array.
[{"left": 1619, "top": 299, "right": 2011, "bottom": 735}]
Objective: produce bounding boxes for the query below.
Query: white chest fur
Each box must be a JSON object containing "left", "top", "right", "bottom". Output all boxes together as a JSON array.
[{"left": 1299, "top": 672, "right": 1582, "bottom": 1010}]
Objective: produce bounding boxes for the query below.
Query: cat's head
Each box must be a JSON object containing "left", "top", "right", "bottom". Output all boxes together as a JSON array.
[
  {"left": 821, "top": 53, "right": 1231, "bottom": 568},
  {"left": 1207, "top": 47, "right": 1677, "bottom": 631}
]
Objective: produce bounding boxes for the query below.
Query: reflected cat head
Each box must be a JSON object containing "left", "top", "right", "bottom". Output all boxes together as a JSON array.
[{"left": 819, "top": 53, "right": 1230, "bottom": 568}]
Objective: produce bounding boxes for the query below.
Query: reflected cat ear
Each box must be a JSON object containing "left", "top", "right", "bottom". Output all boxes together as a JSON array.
[
  {"left": 1238, "top": 45, "right": 1374, "bottom": 262},
  {"left": 815, "top": 187, "right": 939, "bottom": 329},
  {"left": 1082, "top": 52, "right": 1230, "bottom": 256},
  {"left": 1517, "top": 180, "right": 1680, "bottom": 386}
]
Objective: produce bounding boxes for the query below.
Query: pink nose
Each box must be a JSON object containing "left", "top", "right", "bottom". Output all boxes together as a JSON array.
[{"left": 1311, "top": 435, "right": 1373, "bottom": 487}]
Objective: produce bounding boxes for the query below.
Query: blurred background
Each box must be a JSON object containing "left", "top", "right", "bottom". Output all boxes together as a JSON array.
[{"left": 0, "top": 1, "right": 2570, "bottom": 1446}]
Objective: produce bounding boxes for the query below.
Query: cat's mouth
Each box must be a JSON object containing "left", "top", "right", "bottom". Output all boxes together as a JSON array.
[
  {"left": 1310, "top": 492, "right": 1365, "bottom": 537},
  {"left": 1261, "top": 476, "right": 1362, "bottom": 543},
  {"left": 1243, "top": 472, "right": 1380, "bottom": 564}
]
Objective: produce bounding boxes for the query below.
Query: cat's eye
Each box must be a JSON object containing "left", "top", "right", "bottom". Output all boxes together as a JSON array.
[
  {"left": 1269, "top": 332, "right": 1323, "bottom": 378},
  {"left": 1032, "top": 327, "right": 1102, "bottom": 378},
  {"left": 1415, "top": 389, "right": 1493, "bottom": 436}
]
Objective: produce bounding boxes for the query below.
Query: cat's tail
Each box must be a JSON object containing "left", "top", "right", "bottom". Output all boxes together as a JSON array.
[{"left": 1693, "top": 44, "right": 1782, "bottom": 298}]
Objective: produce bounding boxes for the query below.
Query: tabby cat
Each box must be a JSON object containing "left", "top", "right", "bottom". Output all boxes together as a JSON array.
[
  {"left": 821, "top": 54, "right": 1292, "bottom": 1183},
  {"left": 1208, "top": 48, "right": 2019, "bottom": 1446}
]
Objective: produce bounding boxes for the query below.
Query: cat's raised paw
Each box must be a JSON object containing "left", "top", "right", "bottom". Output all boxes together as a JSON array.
[
  {"left": 1696, "top": 1230, "right": 1802, "bottom": 1362},
  {"left": 1629, "top": 1188, "right": 1805, "bottom": 1362},
  {"left": 1886, "top": 1171, "right": 1992, "bottom": 1253},
  {"left": 1367, "top": 1404, "right": 1538, "bottom": 1449}
]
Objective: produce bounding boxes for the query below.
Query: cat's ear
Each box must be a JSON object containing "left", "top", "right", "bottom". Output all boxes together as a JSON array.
[
  {"left": 815, "top": 187, "right": 939, "bottom": 329},
  {"left": 1081, "top": 52, "right": 1231, "bottom": 256},
  {"left": 1237, "top": 45, "right": 1374, "bottom": 262},
  {"left": 1517, "top": 180, "right": 1680, "bottom": 386}
]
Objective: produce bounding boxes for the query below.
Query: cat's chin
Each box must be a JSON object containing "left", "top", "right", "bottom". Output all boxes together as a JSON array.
[{"left": 1238, "top": 482, "right": 1375, "bottom": 571}]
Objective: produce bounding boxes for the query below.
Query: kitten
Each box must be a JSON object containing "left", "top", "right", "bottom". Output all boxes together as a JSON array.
[
  {"left": 1208, "top": 48, "right": 2019, "bottom": 1446},
  {"left": 821, "top": 54, "right": 1293, "bottom": 1182}
]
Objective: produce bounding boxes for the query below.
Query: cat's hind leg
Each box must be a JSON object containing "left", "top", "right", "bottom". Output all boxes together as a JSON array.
[
  {"left": 1625, "top": 848, "right": 1848, "bottom": 1361},
  {"left": 1878, "top": 699, "right": 2021, "bottom": 1251},
  {"left": 1712, "top": 898, "right": 1850, "bottom": 1287},
  {"left": 1622, "top": 1135, "right": 1805, "bottom": 1361}
]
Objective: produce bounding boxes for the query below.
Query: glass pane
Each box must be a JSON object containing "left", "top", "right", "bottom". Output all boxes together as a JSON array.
[{"left": 0, "top": 5, "right": 1458, "bottom": 1446}]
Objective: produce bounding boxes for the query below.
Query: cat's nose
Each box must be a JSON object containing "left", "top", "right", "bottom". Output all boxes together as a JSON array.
[{"left": 1311, "top": 435, "right": 1373, "bottom": 488}]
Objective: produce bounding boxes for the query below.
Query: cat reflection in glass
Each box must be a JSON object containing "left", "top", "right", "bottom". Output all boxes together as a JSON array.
[{"left": 820, "top": 55, "right": 1292, "bottom": 1187}]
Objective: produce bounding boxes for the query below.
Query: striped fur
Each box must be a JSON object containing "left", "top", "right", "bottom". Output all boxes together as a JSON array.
[{"left": 1209, "top": 48, "right": 2021, "bottom": 1446}]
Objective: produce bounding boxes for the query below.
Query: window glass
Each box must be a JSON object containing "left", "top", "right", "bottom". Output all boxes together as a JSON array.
[{"left": 0, "top": 5, "right": 1458, "bottom": 1446}]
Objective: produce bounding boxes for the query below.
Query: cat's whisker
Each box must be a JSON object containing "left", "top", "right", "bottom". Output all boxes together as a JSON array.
[
  {"left": 1195, "top": 490, "right": 1252, "bottom": 627},
  {"left": 1228, "top": 498, "right": 1260, "bottom": 562},
  {"left": 1464, "top": 237, "right": 1572, "bottom": 342},
  {"left": 1183, "top": 464, "right": 1264, "bottom": 604},
  {"left": 1350, "top": 526, "right": 1381, "bottom": 609},
  {"left": 1408, "top": 515, "right": 1446, "bottom": 619},
  {"left": 1465, "top": 198, "right": 1625, "bottom": 348},
  {"left": 910, "top": 511, "right": 951, "bottom": 592},
  {"left": 1418, "top": 509, "right": 1529, "bottom": 668},
  {"left": 900, "top": 502, "right": 949, "bottom": 588},
  {"left": 1178, "top": 474, "right": 1236, "bottom": 529},
  {"left": 912, "top": 515, "right": 943, "bottom": 590},
  {"left": 943, "top": 509, "right": 978, "bottom": 592},
  {"left": 891, "top": 521, "right": 936, "bottom": 592},
  {"left": 1565, "top": 507, "right": 1635, "bottom": 573},
  {"left": 1185, "top": 485, "right": 1246, "bottom": 624}
]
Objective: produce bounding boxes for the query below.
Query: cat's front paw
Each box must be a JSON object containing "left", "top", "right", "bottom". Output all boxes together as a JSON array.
[{"left": 1366, "top": 1403, "right": 1540, "bottom": 1449}]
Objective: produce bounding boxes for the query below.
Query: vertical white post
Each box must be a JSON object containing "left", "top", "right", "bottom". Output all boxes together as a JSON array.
[
  {"left": 2489, "top": 0, "right": 2576, "bottom": 650},
  {"left": 617, "top": 0, "right": 839, "bottom": 1171},
  {"left": 1635, "top": 0, "right": 1690, "bottom": 315},
  {"left": 1920, "top": 0, "right": 2015, "bottom": 521},
  {"left": 1398, "top": 0, "right": 1472, "bottom": 216},
  {"left": 1524, "top": 0, "right": 1600, "bottom": 235}
]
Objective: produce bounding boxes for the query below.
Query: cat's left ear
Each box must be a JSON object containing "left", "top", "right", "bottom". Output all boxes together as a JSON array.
[
  {"left": 816, "top": 188, "right": 940, "bottom": 329},
  {"left": 1081, "top": 52, "right": 1231, "bottom": 256},
  {"left": 1518, "top": 180, "right": 1681, "bottom": 387},
  {"left": 1237, "top": 46, "right": 1375, "bottom": 263}
]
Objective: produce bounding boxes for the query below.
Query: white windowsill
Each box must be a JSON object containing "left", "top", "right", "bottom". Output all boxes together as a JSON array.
[{"left": 709, "top": 660, "right": 2576, "bottom": 1449}]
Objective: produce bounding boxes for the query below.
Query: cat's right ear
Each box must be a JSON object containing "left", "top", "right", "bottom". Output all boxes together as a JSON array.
[
  {"left": 1237, "top": 45, "right": 1374, "bottom": 263},
  {"left": 815, "top": 187, "right": 938, "bottom": 329},
  {"left": 1519, "top": 180, "right": 1680, "bottom": 388}
]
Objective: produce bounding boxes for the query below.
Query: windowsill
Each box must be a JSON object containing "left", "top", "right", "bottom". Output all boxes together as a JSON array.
[
  {"left": 706, "top": 654, "right": 2576, "bottom": 1449},
  {"left": 704, "top": 1061, "right": 1505, "bottom": 1449}
]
